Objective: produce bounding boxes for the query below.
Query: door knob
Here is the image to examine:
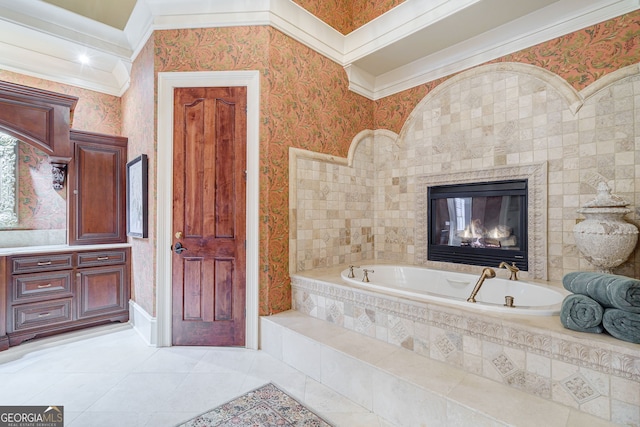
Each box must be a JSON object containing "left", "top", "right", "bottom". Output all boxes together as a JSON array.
[
  {"left": 172, "top": 242, "right": 188, "bottom": 254},
  {"left": 175, "top": 231, "right": 183, "bottom": 239}
]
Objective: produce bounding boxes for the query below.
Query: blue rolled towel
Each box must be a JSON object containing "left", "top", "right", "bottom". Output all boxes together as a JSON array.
[
  {"left": 563, "top": 271, "right": 640, "bottom": 313},
  {"left": 560, "top": 294, "right": 604, "bottom": 333},
  {"left": 603, "top": 309, "right": 640, "bottom": 344}
]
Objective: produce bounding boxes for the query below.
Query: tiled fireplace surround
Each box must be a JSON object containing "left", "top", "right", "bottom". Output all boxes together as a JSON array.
[{"left": 288, "top": 63, "right": 640, "bottom": 425}]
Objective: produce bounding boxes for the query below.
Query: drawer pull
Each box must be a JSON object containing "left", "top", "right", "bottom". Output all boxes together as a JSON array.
[
  {"left": 97, "top": 256, "right": 109, "bottom": 261},
  {"left": 37, "top": 283, "right": 53, "bottom": 289},
  {"left": 38, "top": 312, "right": 51, "bottom": 317},
  {"left": 37, "top": 261, "right": 52, "bottom": 266}
]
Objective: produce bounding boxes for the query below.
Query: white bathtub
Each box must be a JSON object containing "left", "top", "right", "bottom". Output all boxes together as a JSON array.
[{"left": 340, "top": 265, "right": 568, "bottom": 316}]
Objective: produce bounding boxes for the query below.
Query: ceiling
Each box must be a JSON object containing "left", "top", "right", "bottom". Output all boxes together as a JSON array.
[
  {"left": 41, "top": 0, "right": 137, "bottom": 30},
  {"left": 0, "top": 0, "right": 637, "bottom": 99}
]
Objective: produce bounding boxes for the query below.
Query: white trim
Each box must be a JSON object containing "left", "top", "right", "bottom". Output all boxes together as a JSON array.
[
  {"left": 156, "top": 70, "right": 260, "bottom": 349},
  {"left": 129, "top": 299, "right": 157, "bottom": 346},
  {"left": 364, "top": 0, "right": 640, "bottom": 100}
]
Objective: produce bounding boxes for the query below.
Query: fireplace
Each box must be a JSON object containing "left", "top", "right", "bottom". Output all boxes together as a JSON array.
[{"left": 427, "top": 179, "right": 528, "bottom": 270}]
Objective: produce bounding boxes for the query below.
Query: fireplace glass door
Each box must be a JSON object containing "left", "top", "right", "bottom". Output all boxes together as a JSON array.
[{"left": 428, "top": 180, "right": 528, "bottom": 270}]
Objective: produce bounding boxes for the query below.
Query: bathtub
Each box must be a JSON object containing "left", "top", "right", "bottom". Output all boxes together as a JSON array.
[{"left": 340, "top": 265, "right": 568, "bottom": 315}]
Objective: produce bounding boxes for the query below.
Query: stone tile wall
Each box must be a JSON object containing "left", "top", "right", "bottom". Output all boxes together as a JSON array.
[
  {"left": 290, "top": 62, "right": 640, "bottom": 282},
  {"left": 290, "top": 138, "right": 376, "bottom": 272}
]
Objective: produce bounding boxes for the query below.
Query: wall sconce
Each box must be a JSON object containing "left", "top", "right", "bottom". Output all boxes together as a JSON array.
[{"left": 51, "top": 162, "right": 67, "bottom": 190}]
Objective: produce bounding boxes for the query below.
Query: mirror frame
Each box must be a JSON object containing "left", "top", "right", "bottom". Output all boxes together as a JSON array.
[{"left": 0, "top": 133, "right": 18, "bottom": 227}]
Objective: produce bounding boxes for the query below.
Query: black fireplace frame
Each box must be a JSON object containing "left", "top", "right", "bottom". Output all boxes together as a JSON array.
[{"left": 427, "top": 179, "right": 528, "bottom": 271}]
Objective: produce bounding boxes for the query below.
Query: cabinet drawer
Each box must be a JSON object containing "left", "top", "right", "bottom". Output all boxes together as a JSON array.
[
  {"left": 11, "top": 254, "right": 73, "bottom": 274},
  {"left": 12, "top": 299, "right": 73, "bottom": 331},
  {"left": 77, "top": 250, "right": 127, "bottom": 268},
  {"left": 12, "top": 271, "right": 73, "bottom": 302}
]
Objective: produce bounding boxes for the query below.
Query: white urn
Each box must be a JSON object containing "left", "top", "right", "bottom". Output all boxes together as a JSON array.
[{"left": 573, "top": 182, "right": 638, "bottom": 273}]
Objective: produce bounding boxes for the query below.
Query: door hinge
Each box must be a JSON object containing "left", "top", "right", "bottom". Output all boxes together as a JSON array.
[{"left": 243, "top": 169, "right": 247, "bottom": 182}]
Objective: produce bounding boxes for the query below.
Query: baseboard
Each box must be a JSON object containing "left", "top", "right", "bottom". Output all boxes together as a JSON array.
[{"left": 129, "top": 300, "right": 158, "bottom": 346}]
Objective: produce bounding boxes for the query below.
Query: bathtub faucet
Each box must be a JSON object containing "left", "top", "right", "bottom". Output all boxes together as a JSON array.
[
  {"left": 466, "top": 267, "right": 496, "bottom": 303},
  {"left": 498, "top": 261, "right": 519, "bottom": 280},
  {"left": 362, "top": 268, "right": 374, "bottom": 282},
  {"left": 347, "top": 265, "right": 359, "bottom": 278}
]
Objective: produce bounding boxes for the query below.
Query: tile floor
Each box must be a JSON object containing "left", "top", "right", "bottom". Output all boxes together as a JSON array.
[{"left": 0, "top": 323, "right": 393, "bottom": 427}]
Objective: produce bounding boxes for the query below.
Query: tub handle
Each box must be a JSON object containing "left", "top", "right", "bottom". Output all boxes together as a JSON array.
[
  {"left": 362, "top": 268, "right": 374, "bottom": 282},
  {"left": 348, "top": 265, "right": 360, "bottom": 278}
]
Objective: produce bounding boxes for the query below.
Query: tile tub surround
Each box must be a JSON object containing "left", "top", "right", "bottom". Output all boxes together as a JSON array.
[
  {"left": 289, "top": 62, "right": 640, "bottom": 282},
  {"left": 262, "top": 311, "right": 620, "bottom": 427},
  {"left": 290, "top": 266, "right": 640, "bottom": 426}
]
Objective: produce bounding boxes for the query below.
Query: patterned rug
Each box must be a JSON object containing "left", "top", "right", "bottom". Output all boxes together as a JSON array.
[{"left": 176, "top": 382, "right": 334, "bottom": 426}]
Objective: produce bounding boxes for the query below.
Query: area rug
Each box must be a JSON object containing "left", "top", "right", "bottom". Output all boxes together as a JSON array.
[{"left": 176, "top": 382, "right": 334, "bottom": 426}]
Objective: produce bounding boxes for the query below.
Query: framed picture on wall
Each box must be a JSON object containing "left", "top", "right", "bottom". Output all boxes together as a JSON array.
[{"left": 126, "top": 154, "right": 148, "bottom": 238}]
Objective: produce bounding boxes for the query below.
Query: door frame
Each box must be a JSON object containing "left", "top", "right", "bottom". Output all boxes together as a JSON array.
[{"left": 156, "top": 71, "right": 260, "bottom": 349}]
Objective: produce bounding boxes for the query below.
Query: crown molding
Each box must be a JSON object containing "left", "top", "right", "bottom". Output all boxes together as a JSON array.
[
  {"left": 0, "top": 0, "right": 637, "bottom": 99},
  {"left": 364, "top": 0, "right": 640, "bottom": 100}
]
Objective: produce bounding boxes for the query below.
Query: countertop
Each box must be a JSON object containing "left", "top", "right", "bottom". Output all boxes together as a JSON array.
[{"left": 0, "top": 243, "right": 132, "bottom": 256}]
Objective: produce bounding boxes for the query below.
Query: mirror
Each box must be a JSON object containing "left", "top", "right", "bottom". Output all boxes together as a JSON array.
[
  {"left": 0, "top": 132, "right": 67, "bottom": 248},
  {"left": 0, "top": 133, "right": 18, "bottom": 227}
]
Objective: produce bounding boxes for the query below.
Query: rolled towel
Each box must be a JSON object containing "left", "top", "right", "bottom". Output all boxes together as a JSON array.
[
  {"left": 563, "top": 271, "right": 640, "bottom": 313},
  {"left": 602, "top": 309, "right": 640, "bottom": 344},
  {"left": 560, "top": 294, "right": 604, "bottom": 333}
]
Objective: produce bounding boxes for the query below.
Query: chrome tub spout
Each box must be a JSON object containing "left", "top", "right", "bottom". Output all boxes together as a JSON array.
[{"left": 467, "top": 267, "right": 496, "bottom": 303}]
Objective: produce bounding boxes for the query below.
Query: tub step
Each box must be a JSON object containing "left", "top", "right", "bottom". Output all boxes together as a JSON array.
[{"left": 260, "top": 310, "right": 616, "bottom": 427}]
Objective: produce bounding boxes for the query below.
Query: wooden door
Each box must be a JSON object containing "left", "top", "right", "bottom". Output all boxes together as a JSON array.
[{"left": 171, "top": 87, "right": 247, "bottom": 346}]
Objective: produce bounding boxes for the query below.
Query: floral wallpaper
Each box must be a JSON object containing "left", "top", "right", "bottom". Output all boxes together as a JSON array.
[
  {"left": 349, "top": 0, "right": 406, "bottom": 32},
  {"left": 374, "top": 9, "right": 640, "bottom": 133},
  {"left": 498, "top": 10, "right": 640, "bottom": 89},
  {"left": 122, "top": 37, "right": 156, "bottom": 315},
  {"left": 293, "top": 0, "right": 405, "bottom": 34},
  {"left": 15, "top": 141, "right": 66, "bottom": 229},
  {"left": 264, "top": 29, "right": 373, "bottom": 312}
]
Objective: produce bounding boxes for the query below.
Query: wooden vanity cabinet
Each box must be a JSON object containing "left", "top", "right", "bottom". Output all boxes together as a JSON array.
[
  {"left": 5, "top": 248, "right": 130, "bottom": 347},
  {"left": 0, "top": 83, "right": 131, "bottom": 350},
  {"left": 68, "top": 129, "right": 128, "bottom": 245},
  {"left": 0, "top": 80, "right": 78, "bottom": 162},
  {"left": 76, "top": 250, "right": 129, "bottom": 320}
]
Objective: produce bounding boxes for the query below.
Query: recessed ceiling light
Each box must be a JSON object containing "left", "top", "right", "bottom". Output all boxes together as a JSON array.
[{"left": 78, "top": 54, "right": 90, "bottom": 65}]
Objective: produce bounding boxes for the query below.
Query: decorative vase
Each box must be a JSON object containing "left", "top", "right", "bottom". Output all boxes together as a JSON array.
[{"left": 573, "top": 182, "right": 638, "bottom": 273}]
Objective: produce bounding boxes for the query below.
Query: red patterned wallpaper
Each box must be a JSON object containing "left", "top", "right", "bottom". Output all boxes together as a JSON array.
[
  {"left": 374, "top": 9, "right": 640, "bottom": 133},
  {"left": 293, "top": 0, "right": 405, "bottom": 34},
  {"left": 349, "top": 0, "right": 406, "bottom": 31},
  {"left": 16, "top": 142, "right": 66, "bottom": 229},
  {"left": 265, "top": 29, "right": 373, "bottom": 312},
  {"left": 122, "top": 37, "right": 156, "bottom": 315}
]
